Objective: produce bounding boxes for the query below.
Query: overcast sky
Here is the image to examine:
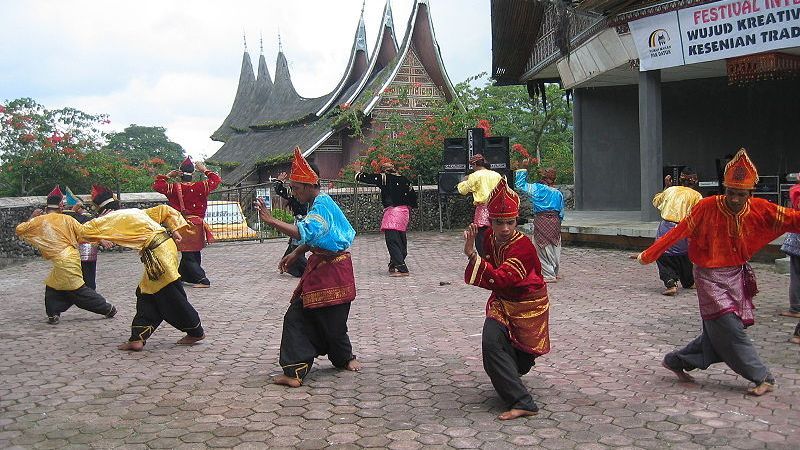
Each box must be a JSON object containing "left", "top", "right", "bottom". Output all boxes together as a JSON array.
[{"left": 0, "top": 0, "right": 490, "bottom": 160}]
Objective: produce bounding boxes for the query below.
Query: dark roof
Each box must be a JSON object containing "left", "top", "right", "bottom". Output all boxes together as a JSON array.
[
  {"left": 210, "top": 52, "right": 256, "bottom": 141},
  {"left": 490, "top": 0, "right": 547, "bottom": 85},
  {"left": 209, "top": 0, "right": 459, "bottom": 185}
]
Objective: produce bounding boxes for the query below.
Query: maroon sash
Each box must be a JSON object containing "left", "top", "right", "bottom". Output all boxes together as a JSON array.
[{"left": 293, "top": 250, "right": 356, "bottom": 309}]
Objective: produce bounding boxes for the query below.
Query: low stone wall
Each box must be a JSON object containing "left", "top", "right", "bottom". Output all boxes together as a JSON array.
[{"left": 1, "top": 184, "right": 573, "bottom": 259}]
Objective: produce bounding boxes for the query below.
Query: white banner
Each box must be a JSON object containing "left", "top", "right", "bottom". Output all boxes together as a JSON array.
[{"left": 629, "top": 0, "right": 800, "bottom": 71}]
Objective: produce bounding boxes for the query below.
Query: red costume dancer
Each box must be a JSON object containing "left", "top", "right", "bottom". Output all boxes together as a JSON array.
[
  {"left": 639, "top": 149, "right": 800, "bottom": 396},
  {"left": 463, "top": 178, "right": 550, "bottom": 420},
  {"left": 153, "top": 156, "right": 221, "bottom": 287}
]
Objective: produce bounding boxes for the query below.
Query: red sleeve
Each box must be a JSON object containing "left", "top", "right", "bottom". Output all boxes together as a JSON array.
[
  {"left": 203, "top": 171, "right": 221, "bottom": 193},
  {"left": 152, "top": 175, "right": 170, "bottom": 194},
  {"left": 465, "top": 237, "right": 539, "bottom": 289},
  {"left": 790, "top": 184, "right": 800, "bottom": 209}
]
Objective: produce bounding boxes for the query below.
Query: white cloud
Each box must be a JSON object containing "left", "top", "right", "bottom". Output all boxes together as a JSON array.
[{"left": 1, "top": 0, "right": 491, "bottom": 160}]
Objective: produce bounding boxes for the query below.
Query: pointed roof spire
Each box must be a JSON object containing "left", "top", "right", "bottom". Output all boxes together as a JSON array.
[
  {"left": 278, "top": 29, "right": 282, "bottom": 52},
  {"left": 243, "top": 31, "right": 248, "bottom": 52},
  {"left": 385, "top": 0, "right": 395, "bottom": 29},
  {"left": 259, "top": 32, "right": 263, "bottom": 54}
]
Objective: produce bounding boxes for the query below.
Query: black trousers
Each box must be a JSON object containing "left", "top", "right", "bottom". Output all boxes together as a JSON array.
[
  {"left": 45, "top": 285, "right": 114, "bottom": 319},
  {"left": 283, "top": 240, "right": 307, "bottom": 278},
  {"left": 81, "top": 261, "right": 97, "bottom": 290},
  {"left": 656, "top": 254, "right": 694, "bottom": 288},
  {"left": 279, "top": 299, "right": 354, "bottom": 381},
  {"left": 179, "top": 251, "right": 208, "bottom": 284},
  {"left": 129, "top": 280, "right": 204, "bottom": 343},
  {"left": 476, "top": 226, "right": 490, "bottom": 259},
  {"left": 482, "top": 319, "right": 538, "bottom": 412},
  {"left": 384, "top": 230, "right": 408, "bottom": 273}
]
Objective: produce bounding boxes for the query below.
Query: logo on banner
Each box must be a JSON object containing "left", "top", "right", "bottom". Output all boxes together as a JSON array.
[{"left": 647, "top": 29, "right": 674, "bottom": 57}]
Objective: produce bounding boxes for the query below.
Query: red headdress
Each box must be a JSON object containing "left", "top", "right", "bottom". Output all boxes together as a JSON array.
[
  {"left": 289, "top": 147, "right": 319, "bottom": 184},
  {"left": 180, "top": 156, "right": 194, "bottom": 174},
  {"left": 486, "top": 178, "right": 520, "bottom": 219},
  {"left": 469, "top": 153, "right": 485, "bottom": 165},
  {"left": 723, "top": 148, "right": 759, "bottom": 190},
  {"left": 46, "top": 185, "right": 63, "bottom": 208},
  {"left": 90, "top": 184, "right": 116, "bottom": 209}
]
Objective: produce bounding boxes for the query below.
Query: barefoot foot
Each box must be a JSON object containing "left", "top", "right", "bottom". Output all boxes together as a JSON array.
[
  {"left": 789, "top": 336, "right": 800, "bottom": 345},
  {"left": 272, "top": 374, "right": 302, "bottom": 388},
  {"left": 346, "top": 358, "right": 361, "bottom": 372},
  {"left": 746, "top": 381, "right": 774, "bottom": 396},
  {"left": 176, "top": 334, "right": 205, "bottom": 345},
  {"left": 118, "top": 341, "right": 144, "bottom": 351},
  {"left": 662, "top": 361, "right": 694, "bottom": 382},
  {"left": 662, "top": 286, "right": 678, "bottom": 296},
  {"left": 498, "top": 408, "right": 538, "bottom": 420}
]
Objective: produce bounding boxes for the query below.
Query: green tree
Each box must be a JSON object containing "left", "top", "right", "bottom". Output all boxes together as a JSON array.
[
  {"left": 0, "top": 98, "right": 109, "bottom": 196},
  {"left": 105, "top": 125, "right": 185, "bottom": 168}
]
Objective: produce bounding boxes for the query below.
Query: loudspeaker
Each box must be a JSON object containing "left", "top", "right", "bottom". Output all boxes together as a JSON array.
[
  {"left": 443, "top": 138, "right": 467, "bottom": 172},
  {"left": 466, "top": 128, "right": 485, "bottom": 160},
  {"left": 438, "top": 171, "right": 464, "bottom": 195},
  {"left": 484, "top": 136, "right": 510, "bottom": 171}
]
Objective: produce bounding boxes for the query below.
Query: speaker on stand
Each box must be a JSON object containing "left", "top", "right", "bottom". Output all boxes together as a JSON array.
[{"left": 484, "top": 136, "right": 511, "bottom": 180}]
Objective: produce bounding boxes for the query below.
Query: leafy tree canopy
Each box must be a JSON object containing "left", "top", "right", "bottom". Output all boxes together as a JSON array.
[{"left": 106, "top": 125, "right": 185, "bottom": 168}]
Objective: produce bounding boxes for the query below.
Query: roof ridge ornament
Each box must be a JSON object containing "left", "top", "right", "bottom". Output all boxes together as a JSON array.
[
  {"left": 243, "top": 31, "right": 248, "bottom": 52},
  {"left": 260, "top": 32, "right": 263, "bottom": 54},
  {"left": 278, "top": 29, "right": 283, "bottom": 53}
]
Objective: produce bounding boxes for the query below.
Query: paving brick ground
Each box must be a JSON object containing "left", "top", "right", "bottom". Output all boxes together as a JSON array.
[{"left": 1, "top": 231, "right": 799, "bottom": 449}]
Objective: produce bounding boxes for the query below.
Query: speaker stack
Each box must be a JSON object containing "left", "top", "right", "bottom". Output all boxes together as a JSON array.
[{"left": 438, "top": 128, "right": 511, "bottom": 194}]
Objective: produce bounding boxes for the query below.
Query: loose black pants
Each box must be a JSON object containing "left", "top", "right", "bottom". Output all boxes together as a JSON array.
[
  {"left": 129, "top": 280, "right": 204, "bottom": 343},
  {"left": 384, "top": 230, "right": 408, "bottom": 273},
  {"left": 45, "top": 285, "right": 114, "bottom": 319},
  {"left": 482, "top": 319, "right": 538, "bottom": 412},
  {"left": 279, "top": 299, "right": 354, "bottom": 381},
  {"left": 656, "top": 254, "right": 694, "bottom": 288},
  {"left": 179, "top": 251, "right": 209, "bottom": 284}
]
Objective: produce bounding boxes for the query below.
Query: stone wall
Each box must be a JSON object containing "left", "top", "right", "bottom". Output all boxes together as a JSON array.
[{"left": 1, "top": 184, "right": 574, "bottom": 259}]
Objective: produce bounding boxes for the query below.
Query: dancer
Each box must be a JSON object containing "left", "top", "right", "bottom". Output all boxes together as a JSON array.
[
  {"left": 463, "top": 178, "right": 550, "bottom": 420},
  {"left": 153, "top": 157, "right": 221, "bottom": 287},
  {"left": 637, "top": 149, "right": 800, "bottom": 395},
  {"left": 82, "top": 185, "right": 205, "bottom": 351},
  {"left": 514, "top": 166, "right": 565, "bottom": 282},
  {"left": 458, "top": 154, "right": 502, "bottom": 257},
  {"left": 355, "top": 161, "right": 418, "bottom": 276},
  {"left": 651, "top": 168, "right": 702, "bottom": 295},
  {"left": 15, "top": 185, "right": 116, "bottom": 324},
  {"left": 256, "top": 148, "right": 360, "bottom": 387}
]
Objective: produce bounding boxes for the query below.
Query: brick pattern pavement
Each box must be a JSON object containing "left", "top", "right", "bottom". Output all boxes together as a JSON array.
[{"left": 0, "top": 232, "right": 798, "bottom": 449}]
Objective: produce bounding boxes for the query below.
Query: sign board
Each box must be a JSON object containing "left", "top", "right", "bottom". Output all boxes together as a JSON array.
[{"left": 630, "top": 0, "right": 800, "bottom": 70}]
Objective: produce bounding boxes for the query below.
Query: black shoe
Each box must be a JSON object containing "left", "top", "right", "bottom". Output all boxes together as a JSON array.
[
  {"left": 48, "top": 315, "right": 60, "bottom": 325},
  {"left": 106, "top": 305, "right": 117, "bottom": 318}
]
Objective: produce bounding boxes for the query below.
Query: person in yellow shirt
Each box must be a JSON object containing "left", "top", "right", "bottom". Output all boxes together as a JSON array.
[
  {"left": 457, "top": 154, "right": 502, "bottom": 257},
  {"left": 81, "top": 185, "right": 205, "bottom": 351},
  {"left": 15, "top": 186, "right": 117, "bottom": 325},
  {"left": 650, "top": 168, "right": 703, "bottom": 296}
]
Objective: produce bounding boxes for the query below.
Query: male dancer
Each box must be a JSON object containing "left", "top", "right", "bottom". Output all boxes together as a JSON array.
[
  {"left": 153, "top": 157, "right": 221, "bottom": 287},
  {"left": 651, "top": 168, "right": 702, "bottom": 295},
  {"left": 458, "top": 154, "right": 501, "bottom": 257},
  {"left": 16, "top": 185, "right": 116, "bottom": 324},
  {"left": 256, "top": 147, "right": 360, "bottom": 387},
  {"left": 463, "top": 179, "right": 550, "bottom": 420},
  {"left": 356, "top": 161, "right": 418, "bottom": 276},
  {"left": 62, "top": 186, "right": 102, "bottom": 290},
  {"left": 637, "top": 149, "right": 800, "bottom": 395},
  {"left": 514, "top": 166, "right": 565, "bottom": 282},
  {"left": 82, "top": 185, "right": 205, "bottom": 351},
  {"left": 273, "top": 171, "right": 309, "bottom": 277}
]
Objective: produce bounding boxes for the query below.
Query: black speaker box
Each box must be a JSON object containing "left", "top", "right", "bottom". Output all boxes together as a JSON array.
[
  {"left": 466, "top": 128, "right": 485, "bottom": 160},
  {"left": 484, "top": 136, "right": 510, "bottom": 171},
  {"left": 443, "top": 138, "right": 467, "bottom": 172},
  {"left": 438, "top": 171, "right": 464, "bottom": 195}
]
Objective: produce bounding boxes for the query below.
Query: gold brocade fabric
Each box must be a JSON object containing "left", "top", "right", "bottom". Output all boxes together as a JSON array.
[
  {"left": 652, "top": 186, "right": 702, "bottom": 223},
  {"left": 15, "top": 213, "right": 85, "bottom": 291},
  {"left": 81, "top": 205, "right": 188, "bottom": 294},
  {"left": 486, "top": 294, "right": 551, "bottom": 356},
  {"left": 457, "top": 169, "right": 503, "bottom": 205}
]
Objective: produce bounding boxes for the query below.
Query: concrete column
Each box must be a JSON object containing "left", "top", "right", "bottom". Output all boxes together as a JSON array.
[
  {"left": 573, "top": 89, "right": 584, "bottom": 210},
  {"left": 639, "top": 70, "right": 662, "bottom": 222}
]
